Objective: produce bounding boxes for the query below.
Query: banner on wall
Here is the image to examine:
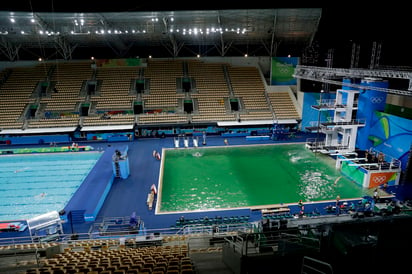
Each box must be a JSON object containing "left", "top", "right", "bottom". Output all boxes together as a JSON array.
[
  {"left": 361, "top": 111, "right": 412, "bottom": 170},
  {"left": 368, "top": 172, "right": 398, "bottom": 189},
  {"left": 301, "top": 92, "right": 335, "bottom": 130},
  {"left": 270, "top": 57, "right": 298, "bottom": 85},
  {"left": 95, "top": 58, "right": 142, "bottom": 67}
]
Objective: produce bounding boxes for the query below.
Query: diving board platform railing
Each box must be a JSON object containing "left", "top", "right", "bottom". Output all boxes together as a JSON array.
[{"left": 348, "top": 163, "right": 379, "bottom": 167}]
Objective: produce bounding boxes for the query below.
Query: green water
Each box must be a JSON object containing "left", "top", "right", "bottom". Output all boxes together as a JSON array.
[{"left": 159, "top": 144, "right": 367, "bottom": 213}]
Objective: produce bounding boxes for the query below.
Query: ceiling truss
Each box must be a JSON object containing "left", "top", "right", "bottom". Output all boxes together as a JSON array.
[
  {"left": 293, "top": 65, "right": 412, "bottom": 96},
  {"left": 0, "top": 8, "right": 322, "bottom": 61}
]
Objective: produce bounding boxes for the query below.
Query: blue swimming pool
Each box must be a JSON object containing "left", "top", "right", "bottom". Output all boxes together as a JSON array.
[{"left": 0, "top": 152, "right": 103, "bottom": 221}]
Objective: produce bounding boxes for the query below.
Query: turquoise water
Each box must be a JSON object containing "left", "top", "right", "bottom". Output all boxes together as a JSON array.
[
  {"left": 0, "top": 152, "right": 103, "bottom": 220},
  {"left": 160, "top": 144, "right": 368, "bottom": 213}
]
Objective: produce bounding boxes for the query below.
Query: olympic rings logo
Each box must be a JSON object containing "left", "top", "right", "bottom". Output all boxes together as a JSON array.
[
  {"left": 373, "top": 176, "right": 387, "bottom": 184},
  {"left": 370, "top": 97, "right": 383, "bottom": 104},
  {"left": 278, "top": 67, "right": 290, "bottom": 73}
]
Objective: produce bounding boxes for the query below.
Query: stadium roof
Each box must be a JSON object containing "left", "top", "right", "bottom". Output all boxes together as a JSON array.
[
  {"left": 0, "top": 7, "right": 323, "bottom": 61},
  {"left": 0, "top": 4, "right": 410, "bottom": 68}
]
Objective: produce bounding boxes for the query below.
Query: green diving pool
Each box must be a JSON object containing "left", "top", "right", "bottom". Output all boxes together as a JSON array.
[{"left": 157, "top": 143, "right": 369, "bottom": 213}]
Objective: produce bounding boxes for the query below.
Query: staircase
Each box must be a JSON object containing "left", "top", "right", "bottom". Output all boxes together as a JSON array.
[{"left": 69, "top": 210, "right": 86, "bottom": 224}]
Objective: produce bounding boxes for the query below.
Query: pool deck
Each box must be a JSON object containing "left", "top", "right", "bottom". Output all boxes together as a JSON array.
[{"left": 61, "top": 145, "right": 128, "bottom": 223}]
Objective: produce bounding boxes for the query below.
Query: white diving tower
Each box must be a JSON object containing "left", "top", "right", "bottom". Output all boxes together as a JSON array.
[{"left": 305, "top": 87, "right": 365, "bottom": 155}]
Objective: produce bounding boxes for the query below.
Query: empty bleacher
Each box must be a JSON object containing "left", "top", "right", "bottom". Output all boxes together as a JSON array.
[
  {"left": 188, "top": 60, "right": 235, "bottom": 123},
  {"left": 24, "top": 61, "right": 93, "bottom": 129},
  {"left": 93, "top": 66, "right": 138, "bottom": 112},
  {"left": 138, "top": 59, "right": 187, "bottom": 124},
  {"left": 227, "top": 65, "right": 275, "bottom": 122},
  {"left": 42, "top": 61, "right": 92, "bottom": 113},
  {"left": 142, "top": 59, "right": 185, "bottom": 108},
  {"left": 27, "top": 116, "right": 80, "bottom": 129},
  {"left": 228, "top": 66, "right": 270, "bottom": 111},
  {"left": 0, "top": 64, "right": 51, "bottom": 130},
  {"left": 24, "top": 243, "right": 195, "bottom": 274},
  {"left": 0, "top": 58, "right": 302, "bottom": 131},
  {"left": 268, "top": 90, "right": 301, "bottom": 120}
]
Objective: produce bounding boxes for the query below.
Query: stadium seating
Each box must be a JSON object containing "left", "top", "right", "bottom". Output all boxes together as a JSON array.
[{"left": 0, "top": 58, "right": 301, "bottom": 131}]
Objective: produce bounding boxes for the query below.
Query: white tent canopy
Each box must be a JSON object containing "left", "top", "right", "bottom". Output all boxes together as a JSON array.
[
  {"left": 80, "top": 125, "right": 134, "bottom": 132},
  {"left": 217, "top": 119, "right": 298, "bottom": 127},
  {"left": 0, "top": 127, "right": 77, "bottom": 135}
]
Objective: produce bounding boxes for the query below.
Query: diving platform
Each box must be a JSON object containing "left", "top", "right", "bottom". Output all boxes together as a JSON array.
[{"left": 335, "top": 151, "right": 402, "bottom": 189}]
